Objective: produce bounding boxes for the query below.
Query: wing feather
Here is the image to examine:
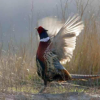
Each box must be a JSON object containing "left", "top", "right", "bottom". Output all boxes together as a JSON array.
[
  {"left": 37, "top": 15, "right": 84, "bottom": 64},
  {"left": 52, "top": 15, "right": 84, "bottom": 64},
  {"left": 38, "top": 17, "right": 63, "bottom": 37}
]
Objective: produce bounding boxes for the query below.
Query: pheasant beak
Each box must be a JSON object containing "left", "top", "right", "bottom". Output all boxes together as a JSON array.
[{"left": 35, "top": 27, "right": 38, "bottom": 29}]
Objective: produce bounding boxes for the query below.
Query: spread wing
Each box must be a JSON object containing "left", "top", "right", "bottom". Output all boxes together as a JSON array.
[
  {"left": 38, "top": 15, "right": 84, "bottom": 64},
  {"left": 52, "top": 15, "right": 84, "bottom": 64}
]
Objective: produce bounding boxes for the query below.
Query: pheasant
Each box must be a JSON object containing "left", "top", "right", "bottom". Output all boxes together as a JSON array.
[{"left": 36, "top": 15, "right": 100, "bottom": 93}]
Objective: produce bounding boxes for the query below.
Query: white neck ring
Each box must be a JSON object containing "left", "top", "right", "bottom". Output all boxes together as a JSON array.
[{"left": 40, "top": 37, "right": 50, "bottom": 42}]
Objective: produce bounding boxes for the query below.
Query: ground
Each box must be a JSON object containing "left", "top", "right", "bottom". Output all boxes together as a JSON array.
[
  {"left": 0, "top": 92, "right": 100, "bottom": 100},
  {"left": 0, "top": 81, "right": 100, "bottom": 100}
]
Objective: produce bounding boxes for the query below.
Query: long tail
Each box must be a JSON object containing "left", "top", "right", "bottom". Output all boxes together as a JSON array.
[
  {"left": 70, "top": 74, "right": 100, "bottom": 80},
  {"left": 61, "top": 69, "right": 100, "bottom": 80}
]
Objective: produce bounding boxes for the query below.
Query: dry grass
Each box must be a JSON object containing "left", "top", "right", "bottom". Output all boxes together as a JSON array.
[{"left": 67, "top": 2, "right": 100, "bottom": 75}]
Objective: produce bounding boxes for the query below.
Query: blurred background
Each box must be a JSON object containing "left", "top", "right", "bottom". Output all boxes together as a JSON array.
[{"left": 0, "top": 0, "right": 100, "bottom": 94}]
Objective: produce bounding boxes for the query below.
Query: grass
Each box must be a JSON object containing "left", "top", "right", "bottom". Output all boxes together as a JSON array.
[
  {"left": 5, "top": 80, "right": 100, "bottom": 94},
  {"left": 66, "top": 6, "right": 100, "bottom": 75},
  {"left": 0, "top": 0, "right": 100, "bottom": 95},
  {"left": 6, "top": 83, "right": 88, "bottom": 94}
]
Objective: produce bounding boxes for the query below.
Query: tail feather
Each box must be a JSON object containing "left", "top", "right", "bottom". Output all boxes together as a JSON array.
[
  {"left": 62, "top": 69, "right": 72, "bottom": 80},
  {"left": 70, "top": 74, "right": 100, "bottom": 80}
]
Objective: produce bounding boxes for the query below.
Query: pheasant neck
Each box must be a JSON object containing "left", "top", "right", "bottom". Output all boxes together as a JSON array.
[{"left": 40, "top": 37, "right": 50, "bottom": 42}]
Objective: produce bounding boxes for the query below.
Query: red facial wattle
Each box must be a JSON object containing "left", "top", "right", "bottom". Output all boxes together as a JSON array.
[{"left": 37, "top": 26, "right": 44, "bottom": 34}]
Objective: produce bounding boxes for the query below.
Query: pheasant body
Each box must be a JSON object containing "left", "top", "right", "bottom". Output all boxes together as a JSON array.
[{"left": 36, "top": 31, "right": 71, "bottom": 82}]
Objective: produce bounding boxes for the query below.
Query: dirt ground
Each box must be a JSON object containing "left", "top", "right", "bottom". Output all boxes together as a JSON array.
[{"left": 0, "top": 92, "right": 100, "bottom": 100}]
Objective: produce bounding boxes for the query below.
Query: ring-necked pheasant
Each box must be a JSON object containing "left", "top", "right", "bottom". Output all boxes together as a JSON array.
[{"left": 36, "top": 15, "right": 100, "bottom": 93}]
